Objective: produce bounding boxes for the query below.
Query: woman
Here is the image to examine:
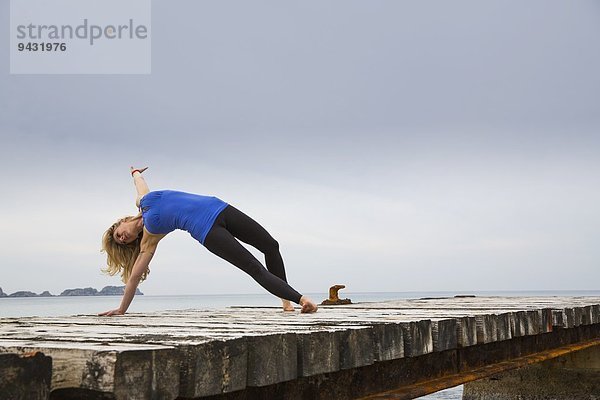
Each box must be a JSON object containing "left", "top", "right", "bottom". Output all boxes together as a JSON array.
[{"left": 99, "top": 167, "right": 318, "bottom": 316}]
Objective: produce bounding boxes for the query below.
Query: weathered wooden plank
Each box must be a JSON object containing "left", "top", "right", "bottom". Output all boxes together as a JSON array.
[
  {"left": 574, "top": 306, "right": 585, "bottom": 326},
  {"left": 563, "top": 307, "right": 575, "bottom": 328},
  {"left": 114, "top": 347, "right": 180, "bottom": 400},
  {"left": 5, "top": 297, "right": 598, "bottom": 339},
  {"left": 475, "top": 314, "right": 497, "bottom": 344},
  {"left": 495, "top": 313, "right": 512, "bottom": 341},
  {"left": 0, "top": 341, "right": 179, "bottom": 400},
  {"left": 246, "top": 333, "right": 297, "bottom": 387},
  {"left": 318, "top": 296, "right": 600, "bottom": 311},
  {"left": 339, "top": 327, "right": 375, "bottom": 369},
  {"left": 431, "top": 319, "right": 457, "bottom": 352},
  {"left": 525, "top": 310, "right": 540, "bottom": 335},
  {"left": 551, "top": 309, "right": 565, "bottom": 328},
  {"left": 592, "top": 304, "right": 600, "bottom": 324},
  {"left": 573, "top": 307, "right": 587, "bottom": 326},
  {"left": 178, "top": 338, "right": 247, "bottom": 398},
  {"left": 0, "top": 352, "right": 52, "bottom": 400},
  {"left": 539, "top": 308, "right": 553, "bottom": 333},
  {"left": 456, "top": 316, "right": 477, "bottom": 348},
  {"left": 400, "top": 320, "right": 433, "bottom": 357},
  {"left": 371, "top": 323, "right": 403, "bottom": 361},
  {"left": 582, "top": 305, "right": 594, "bottom": 325},
  {"left": 296, "top": 330, "right": 340, "bottom": 377},
  {"left": 512, "top": 311, "right": 528, "bottom": 337}
]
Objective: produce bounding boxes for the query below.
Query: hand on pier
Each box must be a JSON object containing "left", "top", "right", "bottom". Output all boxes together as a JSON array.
[{"left": 98, "top": 308, "right": 125, "bottom": 316}]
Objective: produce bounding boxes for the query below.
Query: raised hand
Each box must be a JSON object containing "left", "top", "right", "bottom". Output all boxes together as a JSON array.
[{"left": 130, "top": 166, "right": 148, "bottom": 176}]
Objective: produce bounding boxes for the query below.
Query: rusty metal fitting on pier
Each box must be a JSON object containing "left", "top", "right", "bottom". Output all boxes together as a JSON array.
[{"left": 321, "top": 284, "right": 352, "bottom": 305}]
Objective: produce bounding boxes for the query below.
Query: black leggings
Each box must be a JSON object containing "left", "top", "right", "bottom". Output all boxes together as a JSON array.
[{"left": 203, "top": 205, "right": 303, "bottom": 304}]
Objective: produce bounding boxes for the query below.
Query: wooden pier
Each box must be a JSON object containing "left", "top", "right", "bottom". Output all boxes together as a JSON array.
[{"left": 1, "top": 296, "right": 599, "bottom": 400}]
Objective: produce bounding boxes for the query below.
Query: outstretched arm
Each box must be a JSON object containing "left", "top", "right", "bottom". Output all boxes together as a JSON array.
[
  {"left": 98, "top": 250, "right": 154, "bottom": 316},
  {"left": 98, "top": 234, "right": 161, "bottom": 316},
  {"left": 131, "top": 166, "right": 150, "bottom": 208}
]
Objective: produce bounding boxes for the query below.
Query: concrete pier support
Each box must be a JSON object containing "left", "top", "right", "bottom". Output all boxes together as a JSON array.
[{"left": 463, "top": 344, "right": 600, "bottom": 400}]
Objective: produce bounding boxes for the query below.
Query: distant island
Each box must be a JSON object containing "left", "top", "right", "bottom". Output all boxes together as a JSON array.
[{"left": 0, "top": 286, "right": 143, "bottom": 298}]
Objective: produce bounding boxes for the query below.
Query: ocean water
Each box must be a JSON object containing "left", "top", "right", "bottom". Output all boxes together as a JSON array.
[
  {"left": 2, "top": 290, "right": 599, "bottom": 399},
  {"left": 3, "top": 289, "right": 598, "bottom": 318}
]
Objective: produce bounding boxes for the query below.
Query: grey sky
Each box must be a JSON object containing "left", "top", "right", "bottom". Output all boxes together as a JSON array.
[{"left": 1, "top": 0, "right": 599, "bottom": 298}]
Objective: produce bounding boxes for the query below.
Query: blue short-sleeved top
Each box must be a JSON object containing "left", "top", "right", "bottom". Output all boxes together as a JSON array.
[{"left": 139, "top": 190, "right": 228, "bottom": 244}]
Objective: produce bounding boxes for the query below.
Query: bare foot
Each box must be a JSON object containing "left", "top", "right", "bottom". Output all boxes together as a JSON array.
[
  {"left": 282, "top": 299, "right": 295, "bottom": 312},
  {"left": 299, "top": 296, "right": 318, "bottom": 313}
]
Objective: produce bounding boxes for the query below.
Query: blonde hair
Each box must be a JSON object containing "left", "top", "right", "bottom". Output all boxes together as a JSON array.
[{"left": 101, "top": 214, "right": 149, "bottom": 283}]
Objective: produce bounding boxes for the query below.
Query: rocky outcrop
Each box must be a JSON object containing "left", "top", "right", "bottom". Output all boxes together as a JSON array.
[
  {"left": 60, "top": 287, "right": 98, "bottom": 296},
  {"left": 60, "top": 286, "right": 143, "bottom": 296},
  {"left": 8, "top": 291, "right": 39, "bottom": 297},
  {"left": 98, "top": 286, "right": 143, "bottom": 296},
  {"left": 0, "top": 286, "right": 144, "bottom": 298}
]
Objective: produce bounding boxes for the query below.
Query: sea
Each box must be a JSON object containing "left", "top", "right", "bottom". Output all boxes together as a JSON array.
[{"left": 2, "top": 290, "right": 599, "bottom": 399}]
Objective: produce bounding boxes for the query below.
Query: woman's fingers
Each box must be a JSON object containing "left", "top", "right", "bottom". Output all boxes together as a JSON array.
[
  {"left": 130, "top": 166, "right": 149, "bottom": 173},
  {"left": 98, "top": 309, "right": 123, "bottom": 316}
]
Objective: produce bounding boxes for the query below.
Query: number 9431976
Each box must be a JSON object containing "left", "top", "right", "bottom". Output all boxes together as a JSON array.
[{"left": 18, "top": 42, "right": 66, "bottom": 52}]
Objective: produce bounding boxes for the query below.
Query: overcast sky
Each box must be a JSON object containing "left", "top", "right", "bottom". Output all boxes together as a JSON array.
[{"left": 1, "top": 0, "right": 599, "bottom": 299}]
